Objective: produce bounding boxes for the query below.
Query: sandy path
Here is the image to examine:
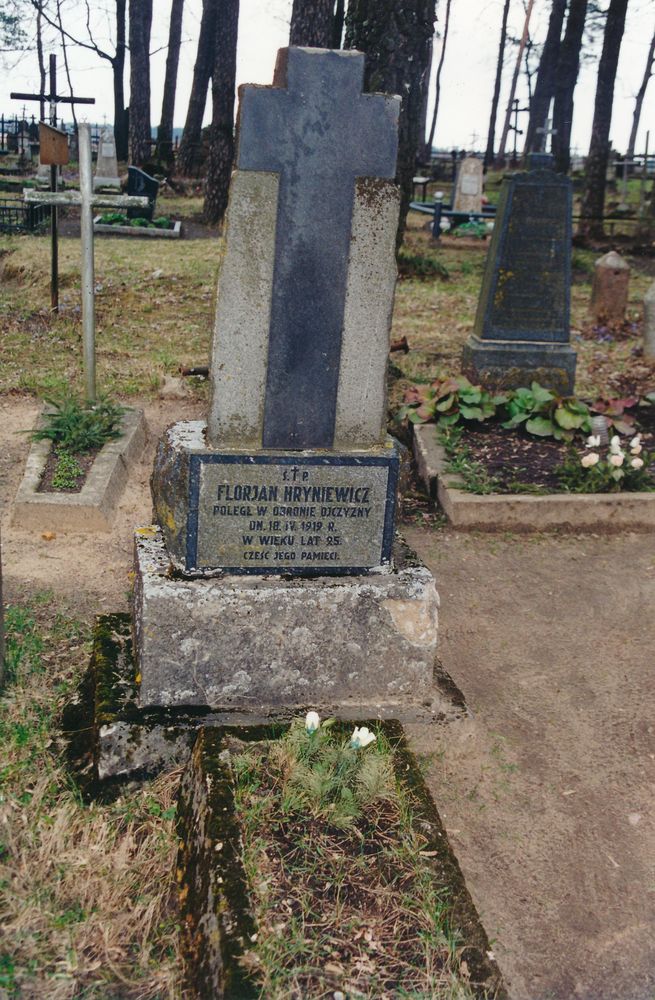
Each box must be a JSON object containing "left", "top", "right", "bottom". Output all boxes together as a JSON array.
[{"left": 403, "top": 525, "right": 655, "bottom": 1000}]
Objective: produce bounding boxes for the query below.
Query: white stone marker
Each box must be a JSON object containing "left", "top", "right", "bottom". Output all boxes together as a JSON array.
[
  {"left": 93, "top": 128, "right": 120, "bottom": 191},
  {"left": 453, "top": 156, "right": 483, "bottom": 214},
  {"left": 23, "top": 123, "right": 147, "bottom": 399}
]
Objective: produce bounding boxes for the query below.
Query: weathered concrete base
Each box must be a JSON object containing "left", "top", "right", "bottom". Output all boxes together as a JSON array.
[
  {"left": 93, "top": 216, "right": 182, "bottom": 238},
  {"left": 12, "top": 408, "right": 147, "bottom": 532},
  {"left": 64, "top": 610, "right": 457, "bottom": 781},
  {"left": 92, "top": 177, "right": 121, "bottom": 192},
  {"left": 413, "top": 424, "right": 655, "bottom": 532},
  {"left": 176, "top": 724, "right": 507, "bottom": 1000},
  {"left": 462, "top": 334, "right": 577, "bottom": 395},
  {"left": 134, "top": 527, "right": 439, "bottom": 710}
]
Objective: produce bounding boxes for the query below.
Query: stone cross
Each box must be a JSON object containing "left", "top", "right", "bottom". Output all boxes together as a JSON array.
[
  {"left": 23, "top": 123, "right": 147, "bottom": 400},
  {"left": 209, "top": 47, "right": 400, "bottom": 451}
]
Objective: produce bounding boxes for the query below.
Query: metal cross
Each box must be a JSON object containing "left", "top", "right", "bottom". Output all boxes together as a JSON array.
[{"left": 23, "top": 124, "right": 147, "bottom": 401}]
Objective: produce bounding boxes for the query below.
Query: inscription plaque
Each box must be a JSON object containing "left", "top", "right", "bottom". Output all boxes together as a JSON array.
[
  {"left": 187, "top": 452, "right": 398, "bottom": 574},
  {"left": 461, "top": 175, "right": 480, "bottom": 196}
]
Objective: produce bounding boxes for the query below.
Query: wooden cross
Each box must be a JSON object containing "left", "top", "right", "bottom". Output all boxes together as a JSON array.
[
  {"left": 11, "top": 54, "right": 96, "bottom": 312},
  {"left": 24, "top": 124, "right": 147, "bottom": 401}
]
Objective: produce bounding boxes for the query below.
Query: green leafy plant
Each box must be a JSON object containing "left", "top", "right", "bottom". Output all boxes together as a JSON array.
[
  {"left": 50, "top": 450, "right": 84, "bottom": 490},
  {"left": 152, "top": 216, "right": 172, "bottom": 230},
  {"left": 398, "top": 375, "right": 505, "bottom": 427},
  {"left": 98, "top": 211, "right": 127, "bottom": 225},
  {"left": 30, "top": 394, "right": 125, "bottom": 454},
  {"left": 558, "top": 433, "right": 653, "bottom": 493},
  {"left": 452, "top": 220, "right": 489, "bottom": 239},
  {"left": 129, "top": 216, "right": 152, "bottom": 228},
  {"left": 502, "top": 382, "right": 591, "bottom": 440},
  {"left": 438, "top": 424, "right": 500, "bottom": 494}
]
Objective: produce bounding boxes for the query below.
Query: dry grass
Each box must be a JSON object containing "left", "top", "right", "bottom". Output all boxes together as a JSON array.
[{"left": 0, "top": 596, "right": 183, "bottom": 999}]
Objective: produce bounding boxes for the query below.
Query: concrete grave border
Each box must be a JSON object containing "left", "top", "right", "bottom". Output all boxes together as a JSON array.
[
  {"left": 93, "top": 216, "right": 182, "bottom": 239},
  {"left": 413, "top": 423, "right": 655, "bottom": 532},
  {"left": 12, "top": 407, "right": 147, "bottom": 532}
]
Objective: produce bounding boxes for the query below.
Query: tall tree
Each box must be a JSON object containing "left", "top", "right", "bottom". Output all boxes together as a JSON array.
[
  {"left": 523, "top": 0, "right": 567, "bottom": 155},
  {"left": 203, "top": 0, "right": 239, "bottom": 224},
  {"left": 128, "top": 0, "right": 153, "bottom": 166},
  {"left": 484, "top": 0, "right": 511, "bottom": 167},
  {"left": 626, "top": 25, "right": 655, "bottom": 161},
  {"left": 426, "top": 0, "right": 453, "bottom": 159},
  {"left": 158, "top": 0, "right": 185, "bottom": 160},
  {"left": 552, "top": 0, "right": 588, "bottom": 174},
  {"left": 497, "top": 0, "right": 535, "bottom": 161},
  {"left": 332, "top": 0, "right": 345, "bottom": 47},
  {"left": 417, "top": 34, "right": 433, "bottom": 161},
  {"left": 579, "top": 0, "right": 629, "bottom": 238},
  {"left": 345, "top": 0, "right": 436, "bottom": 247},
  {"left": 289, "top": 0, "right": 333, "bottom": 46},
  {"left": 176, "top": 0, "right": 216, "bottom": 176}
]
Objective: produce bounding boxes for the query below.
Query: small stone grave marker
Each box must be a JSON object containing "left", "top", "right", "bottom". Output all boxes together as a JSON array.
[
  {"left": 462, "top": 153, "right": 576, "bottom": 393},
  {"left": 127, "top": 166, "right": 159, "bottom": 219},
  {"left": 453, "top": 156, "right": 483, "bottom": 214},
  {"left": 93, "top": 127, "right": 120, "bottom": 191},
  {"left": 590, "top": 250, "right": 629, "bottom": 326}
]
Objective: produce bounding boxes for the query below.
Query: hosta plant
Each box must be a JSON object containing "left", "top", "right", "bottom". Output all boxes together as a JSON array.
[
  {"left": 501, "top": 382, "right": 591, "bottom": 441},
  {"left": 398, "top": 375, "right": 504, "bottom": 427}
]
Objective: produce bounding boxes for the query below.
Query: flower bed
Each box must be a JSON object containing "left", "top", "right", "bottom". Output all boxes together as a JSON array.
[
  {"left": 93, "top": 213, "right": 182, "bottom": 239},
  {"left": 177, "top": 718, "right": 505, "bottom": 1000}
]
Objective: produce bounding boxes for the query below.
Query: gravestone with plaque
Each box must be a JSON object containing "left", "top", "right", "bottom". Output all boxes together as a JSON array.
[
  {"left": 127, "top": 166, "right": 159, "bottom": 219},
  {"left": 132, "top": 47, "right": 439, "bottom": 717},
  {"left": 462, "top": 153, "right": 576, "bottom": 393},
  {"left": 93, "top": 127, "right": 120, "bottom": 191},
  {"left": 452, "top": 156, "right": 483, "bottom": 214}
]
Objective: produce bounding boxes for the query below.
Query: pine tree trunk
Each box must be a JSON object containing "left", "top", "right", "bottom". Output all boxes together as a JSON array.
[
  {"left": 332, "top": 0, "right": 345, "bottom": 48},
  {"left": 484, "top": 0, "right": 510, "bottom": 167},
  {"left": 426, "top": 0, "right": 452, "bottom": 157},
  {"left": 113, "top": 0, "right": 128, "bottom": 161},
  {"left": 176, "top": 0, "right": 216, "bottom": 176},
  {"left": 627, "top": 27, "right": 655, "bottom": 161},
  {"left": 128, "top": 0, "right": 153, "bottom": 166},
  {"left": 523, "top": 0, "right": 566, "bottom": 155},
  {"left": 289, "top": 0, "right": 333, "bottom": 47},
  {"left": 345, "top": 0, "right": 436, "bottom": 248},
  {"left": 202, "top": 0, "right": 239, "bottom": 225},
  {"left": 417, "top": 35, "right": 433, "bottom": 163},
  {"left": 497, "top": 0, "right": 534, "bottom": 161},
  {"left": 158, "top": 0, "right": 185, "bottom": 160},
  {"left": 552, "top": 0, "right": 587, "bottom": 175},
  {"left": 579, "top": 0, "right": 629, "bottom": 239}
]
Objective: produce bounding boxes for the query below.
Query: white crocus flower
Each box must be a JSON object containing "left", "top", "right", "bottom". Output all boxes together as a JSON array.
[
  {"left": 581, "top": 452, "right": 600, "bottom": 468},
  {"left": 350, "top": 726, "right": 376, "bottom": 749},
  {"left": 305, "top": 711, "right": 320, "bottom": 734},
  {"left": 630, "top": 443, "right": 642, "bottom": 456},
  {"left": 586, "top": 435, "right": 601, "bottom": 448},
  {"left": 609, "top": 453, "right": 624, "bottom": 467},
  {"left": 630, "top": 457, "right": 644, "bottom": 470},
  {"left": 630, "top": 435, "right": 642, "bottom": 449},
  {"left": 609, "top": 435, "right": 622, "bottom": 454}
]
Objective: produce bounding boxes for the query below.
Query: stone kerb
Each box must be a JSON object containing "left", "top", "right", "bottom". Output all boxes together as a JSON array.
[
  {"left": 413, "top": 424, "right": 655, "bottom": 532},
  {"left": 12, "top": 408, "right": 147, "bottom": 532},
  {"left": 93, "top": 217, "right": 182, "bottom": 239}
]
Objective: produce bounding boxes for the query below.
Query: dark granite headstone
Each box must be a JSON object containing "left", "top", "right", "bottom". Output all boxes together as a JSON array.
[
  {"left": 127, "top": 166, "right": 159, "bottom": 220},
  {"left": 462, "top": 156, "right": 576, "bottom": 394}
]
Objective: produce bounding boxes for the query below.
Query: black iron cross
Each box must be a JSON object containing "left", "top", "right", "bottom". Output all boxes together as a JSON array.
[{"left": 237, "top": 47, "right": 399, "bottom": 450}]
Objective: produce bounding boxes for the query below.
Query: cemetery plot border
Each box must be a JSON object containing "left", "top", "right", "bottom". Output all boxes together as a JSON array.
[
  {"left": 176, "top": 723, "right": 507, "bottom": 1000},
  {"left": 12, "top": 407, "right": 147, "bottom": 532},
  {"left": 93, "top": 216, "right": 182, "bottom": 240},
  {"left": 413, "top": 424, "right": 655, "bottom": 532}
]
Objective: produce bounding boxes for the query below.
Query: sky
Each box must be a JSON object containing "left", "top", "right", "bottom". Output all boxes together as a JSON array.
[{"left": 2, "top": 0, "right": 655, "bottom": 158}]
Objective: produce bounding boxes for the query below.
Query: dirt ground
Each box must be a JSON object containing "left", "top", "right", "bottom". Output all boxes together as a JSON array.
[
  {"left": 404, "top": 524, "right": 655, "bottom": 1000},
  {"left": 2, "top": 394, "right": 655, "bottom": 999}
]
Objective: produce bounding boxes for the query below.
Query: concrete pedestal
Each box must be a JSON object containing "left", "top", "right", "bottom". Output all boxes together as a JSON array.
[{"left": 462, "top": 335, "right": 577, "bottom": 395}]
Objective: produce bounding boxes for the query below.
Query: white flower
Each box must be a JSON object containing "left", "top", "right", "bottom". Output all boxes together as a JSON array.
[
  {"left": 581, "top": 452, "right": 600, "bottom": 468},
  {"left": 630, "top": 435, "right": 642, "bottom": 449},
  {"left": 305, "top": 711, "right": 320, "bottom": 734},
  {"left": 350, "top": 726, "right": 376, "bottom": 749},
  {"left": 630, "top": 457, "right": 644, "bottom": 470},
  {"left": 610, "top": 435, "right": 622, "bottom": 454},
  {"left": 630, "top": 443, "right": 642, "bottom": 456},
  {"left": 609, "top": 453, "right": 624, "bottom": 467},
  {"left": 586, "top": 435, "right": 601, "bottom": 448}
]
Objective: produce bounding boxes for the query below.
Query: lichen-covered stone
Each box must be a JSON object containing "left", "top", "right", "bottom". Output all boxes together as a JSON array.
[{"left": 133, "top": 526, "right": 439, "bottom": 710}]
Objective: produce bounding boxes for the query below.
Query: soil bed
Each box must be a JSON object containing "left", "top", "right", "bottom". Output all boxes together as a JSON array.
[{"left": 38, "top": 446, "right": 100, "bottom": 493}]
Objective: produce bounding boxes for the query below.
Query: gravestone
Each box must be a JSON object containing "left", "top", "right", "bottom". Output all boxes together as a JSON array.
[
  {"left": 127, "top": 166, "right": 158, "bottom": 219},
  {"left": 93, "top": 128, "right": 120, "bottom": 191},
  {"left": 124, "top": 48, "right": 439, "bottom": 726},
  {"left": 590, "top": 250, "right": 629, "bottom": 326},
  {"left": 643, "top": 281, "right": 655, "bottom": 360},
  {"left": 462, "top": 153, "right": 576, "bottom": 394},
  {"left": 453, "top": 156, "right": 483, "bottom": 214}
]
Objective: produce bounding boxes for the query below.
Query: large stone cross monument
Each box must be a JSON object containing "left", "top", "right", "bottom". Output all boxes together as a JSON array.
[{"left": 128, "top": 48, "right": 438, "bottom": 733}]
